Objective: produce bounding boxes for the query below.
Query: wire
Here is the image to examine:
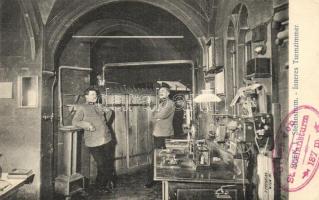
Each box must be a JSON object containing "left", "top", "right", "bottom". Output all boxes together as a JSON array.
[
  {"left": 254, "top": 134, "right": 261, "bottom": 153},
  {"left": 253, "top": 121, "right": 261, "bottom": 153},
  {"left": 238, "top": 144, "right": 246, "bottom": 199},
  {"left": 239, "top": 143, "right": 253, "bottom": 154},
  {"left": 261, "top": 138, "right": 269, "bottom": 155}
]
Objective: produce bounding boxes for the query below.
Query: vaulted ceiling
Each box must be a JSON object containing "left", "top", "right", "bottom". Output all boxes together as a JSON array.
[
  {"left": 34, "top": 0, "right": 217, "bottom": 26},
  {"left": 39, "top": 0, "right": 219, "bottom": 61}
]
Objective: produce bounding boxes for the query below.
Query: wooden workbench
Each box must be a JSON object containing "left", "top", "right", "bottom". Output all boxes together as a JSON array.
[
  {"left": 153, "top": 149, "right": 249, "bottom": 200},
  {"left": 0, "top": 173, "right": 34, "bottom": 200}
]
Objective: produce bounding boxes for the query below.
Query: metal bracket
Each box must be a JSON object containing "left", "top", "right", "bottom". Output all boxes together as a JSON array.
[{"left": 42, "top": 113, "right": 54, "bottom": 122}]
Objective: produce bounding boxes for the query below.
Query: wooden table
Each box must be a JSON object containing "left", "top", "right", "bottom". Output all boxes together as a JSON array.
[
  {"left": 0, "top": 173, "right": 34, "bottom": 200},
  {"left": 153, "top": 149, "right": 249, "bottom": 200}
]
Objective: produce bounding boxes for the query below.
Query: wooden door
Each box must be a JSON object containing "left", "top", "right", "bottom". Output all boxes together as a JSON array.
[{"left": 94, "top": 92, "right": 155, "bottom": 174}]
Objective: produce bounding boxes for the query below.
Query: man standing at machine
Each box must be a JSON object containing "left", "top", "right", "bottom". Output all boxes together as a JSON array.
[
  {"left": 145, "top": 85, "right": 176, "bottom": 188},
  {"left": 72, "top": 87, "right": 114, "bottom": 193}
]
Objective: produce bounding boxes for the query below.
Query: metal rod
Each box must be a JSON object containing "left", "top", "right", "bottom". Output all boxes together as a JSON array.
[
  {"left": 125, "top": 94, "right": 130, "bottom": 168},
  {"left": 72, "top": 35, "right": 184, "bottom": 39},
  {"left": 43, "top": 70, "right": 55, "bottom": 75},
  {"left": 58, "top": 66, "right": 92, "bottom": 126},
  {"left": 102, "top": 60, "right": 195, "bottom": 117},
  {"left": 191, "top": 62, "right": 196, "bottom": 123},
  {"left": 51, "top": 73, "right": 57, "bottom": 178},
  {"left": 102, "top": 59, "right": 194, "bottom": 85}
]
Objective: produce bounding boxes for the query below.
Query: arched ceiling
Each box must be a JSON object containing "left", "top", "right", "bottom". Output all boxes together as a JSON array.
[
  {"left": 36, "top": 0, "right": 217, "bottom": 25},
  {"left": 47, "top": 1, "right": 205, "bottom": 63},
  {"left": 39, "top": 0, "right": 220, "bottom": 49},
  {"left": 75, "top": 19, "right": 182, "bottom": 59}
]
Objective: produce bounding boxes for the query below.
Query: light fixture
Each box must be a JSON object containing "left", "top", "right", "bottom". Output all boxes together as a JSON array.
[
  {"left": 254, "top": 44, "right": 266, "bottom": 55},
  {"left": 194, "top": 89, "right": 221, "bottom": 103}
]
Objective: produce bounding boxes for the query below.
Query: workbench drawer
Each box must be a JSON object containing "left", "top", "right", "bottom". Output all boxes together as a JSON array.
[
  {"left": 168, "top": 182, "right": 246, "bottom": 200},
  {"left": 177, "top": 188, "right": 239, "bottom": 200}
]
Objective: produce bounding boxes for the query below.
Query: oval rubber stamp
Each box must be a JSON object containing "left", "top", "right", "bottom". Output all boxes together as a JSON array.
[{"left": 277, "top": 105, "right": 319, "bottom": 192}]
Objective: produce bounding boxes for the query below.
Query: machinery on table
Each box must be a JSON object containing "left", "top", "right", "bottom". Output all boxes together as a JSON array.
[
  {"left": 158, "top": 138, "right": 211, "bottom": 170},
  {"left": 214, "top": 114, "right": 273, "bottom": 157},
  {"left": 193, "top": 140, "right": 210, "bottom": 167},
  {"left": 209, "top": 82, "right": 275, "bottom": 199},
  {"left": 212, "top": 82, "right": 273, "bottom": 157}
]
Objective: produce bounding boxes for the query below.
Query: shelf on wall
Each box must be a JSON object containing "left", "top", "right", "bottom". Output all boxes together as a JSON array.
[
  {"left": 205, "top": 65, "right": 224, "bottom": 75},
  {"left": 239, "top": 26, "right": 250, "bottom": 31},
  {"left": 226, "top": 37, "right": 235, "bottom": 41},
  {"left": 281, "top": 20, "right": 288, "bottom": 25},
  {"left": 216, "top": 93, "right": 226, "bottom": 99},
  {"left": 204, "top": 73, "right": 215, "bottom": 81},
  {"left": 246, "top": 58, "right": 271, "bottom": 79}
]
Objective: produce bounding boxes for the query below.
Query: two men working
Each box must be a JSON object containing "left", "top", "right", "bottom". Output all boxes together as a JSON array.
[{"left": 72, "top": 85, "right": 175, "bottom": 191}]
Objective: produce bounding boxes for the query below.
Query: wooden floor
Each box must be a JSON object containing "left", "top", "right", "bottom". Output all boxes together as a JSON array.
[{"left": 59, "top": 168, "right": 162, "bottom": 200}]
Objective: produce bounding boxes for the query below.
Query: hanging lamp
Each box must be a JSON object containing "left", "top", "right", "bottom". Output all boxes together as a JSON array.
[{"left": 194, "top": 89, "right": 221, "bottom": 103}]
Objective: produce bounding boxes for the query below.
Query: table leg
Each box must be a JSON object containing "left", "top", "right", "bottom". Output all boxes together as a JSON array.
[{"left": 162, "top": 181, "right": 169, "bottom": 200}]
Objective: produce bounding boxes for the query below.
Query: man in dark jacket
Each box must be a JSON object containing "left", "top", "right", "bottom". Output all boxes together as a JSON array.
[
  {"left": 145, "top": 86, "right": 175, "bottom": 188},
  {"left": 72, "top": 87, "right": 114, "bottom": 192}
]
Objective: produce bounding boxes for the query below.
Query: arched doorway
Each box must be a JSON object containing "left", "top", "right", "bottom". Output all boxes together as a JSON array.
[{"left": 42, "top": 1, "right": 207, "bottom": 199}]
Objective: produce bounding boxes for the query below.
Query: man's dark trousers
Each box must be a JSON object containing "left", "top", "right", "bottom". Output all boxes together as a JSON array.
[{"left": 88, "top": 142, "right": 114, "bottom": 188}]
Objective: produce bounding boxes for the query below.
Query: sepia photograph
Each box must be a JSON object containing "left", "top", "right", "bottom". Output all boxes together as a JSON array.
[{"left": 0, "top": 0, "right": 318, "bottom": 199}]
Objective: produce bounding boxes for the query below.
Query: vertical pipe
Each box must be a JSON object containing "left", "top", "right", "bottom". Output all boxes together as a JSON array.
[
  {"left": 63, "top": 131, "right": 72, "bottom": 176},
  {"left": 191, "top": 62, "right": 196, "bottom": 97},
  {"left": 231, "top": 48, "right": 237, "bottom": 115},
  {"left": 155, "top": 88, "right": 159, "bottom": 110},
  {"left": 191, "top": 63, "right": 196, "bottom": 123},
  {"left": 125, "top": 94, "right": 130, "bottom": 169},
  {"left": 272, "top": 103, "right": 281, "bottom": 158},
  {"left": 72, "top": 131, "right": 78, "bottom": 174}
]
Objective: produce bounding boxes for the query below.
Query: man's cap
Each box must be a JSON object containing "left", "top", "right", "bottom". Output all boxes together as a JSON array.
[{"left": 159, "top": 82, "right": 171, "bottom": 91}]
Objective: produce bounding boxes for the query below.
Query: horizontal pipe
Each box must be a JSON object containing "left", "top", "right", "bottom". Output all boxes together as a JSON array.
[
  {"left": 58, "top": 66, "right": 92, "bottom": 126},
  {"left": 277, "top": 29, "right": 288, "bottom": 40},
  {"left": 72, "top": 35, "right": 184, "bottom": 39},
  {"left": 102, "top": 60, "right": 194, "bottom": 82},
  {"left": 43, "top": 70, "right": 55, "bottom": 75},
  {"left": 101, "top": 60, "right": 195, "bottom": 121}
]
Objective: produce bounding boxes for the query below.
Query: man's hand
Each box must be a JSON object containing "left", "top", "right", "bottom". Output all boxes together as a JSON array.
[
  {"left": 88, "top": 123, "right": 96, "bottom": 131},
  {"left": 97, "top": 104, "right": 111, "bottom": 113}
]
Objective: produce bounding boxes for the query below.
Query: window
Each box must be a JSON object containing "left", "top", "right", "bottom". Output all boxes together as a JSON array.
[
  {"left": 18, "top": 76, "right": 38, "bottom": 108},
  {"left": 225, "top": 4, "right": 250, "bottom": 115}
]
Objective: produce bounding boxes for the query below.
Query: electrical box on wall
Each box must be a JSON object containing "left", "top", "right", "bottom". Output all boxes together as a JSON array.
[
  {"left": 252, "top": 24, "right": 267, "bottom": 42},
  {"left": 206, "top": 37, "right": 214, "bottom": 71},
  {"left": 246, "top": 58, "right": 271, "bottom": 79},
  {"left": 215, "top": 70, "right": 224, "bottom": 95}
]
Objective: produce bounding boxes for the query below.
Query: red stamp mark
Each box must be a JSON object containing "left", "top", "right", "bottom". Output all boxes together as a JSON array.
[{"left": 276, "top": 105, "right": 319, "bottom": 192}]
